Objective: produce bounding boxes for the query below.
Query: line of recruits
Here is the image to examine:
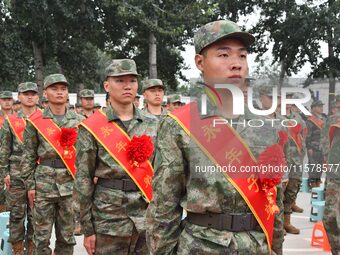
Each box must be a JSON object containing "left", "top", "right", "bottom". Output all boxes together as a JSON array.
[{"left": 0, "top": 18, "right": 339, "bottom": 255}]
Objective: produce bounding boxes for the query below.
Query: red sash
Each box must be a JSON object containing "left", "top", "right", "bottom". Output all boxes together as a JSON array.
[
  {"left": 80, "top": 110, "right": 153, "bottom": 202},
  {"left": 308, "top": 115, "right": 324, "bottom": 129},
  {"left": 169, "top": 102, "right": 278, "bottom": 252},
  {"left": 329, "top": 120, "right": 340, "bottom": 145},
  {"left": 28, "top": 110, "right": 76, "bottom": 178},
  {"left": 287, "top": 122, "right": 303, "bottom": 154},
  {"left": 7, "top": 114, "right": 26, "bottom": 143},
  {"left": 0, "top": 116, "right": 5, "bottom": 129}
]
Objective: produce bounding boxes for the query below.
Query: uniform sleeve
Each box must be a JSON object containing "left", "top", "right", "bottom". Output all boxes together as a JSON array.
[
  {"left": 21, "top": 121, "right": 39, "bottom": 190},
  {"left": 74, "top": 126, "right": 97, "bottom": 237},
  {"left": 0, "top": 120, "right": 12, "bottom": 178},
  {"left": 320, "top": 118, "right": 331, "bottom": 158},
  {"left": 146, "top": 118, "right": 186, "bottom": 255}
]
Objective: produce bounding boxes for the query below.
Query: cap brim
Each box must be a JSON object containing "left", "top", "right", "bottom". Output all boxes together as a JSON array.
[
  {"left": 45, "top": 81, "right": 69, "bottom": 89},
  {"left": 106, "top": 72, "right": 140, "bottom": 78},
  {"left": 143, "top": 85, "right": 165, "bottom": 92},
  {"left": 20, "top": 89, "right": 39, "bottom": 93}
]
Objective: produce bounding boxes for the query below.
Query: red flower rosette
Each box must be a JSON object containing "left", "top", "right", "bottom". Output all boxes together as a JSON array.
[
  {"left": 257, "top": 131, "right": 288, "bottom": 214},
  {"left": 126, "top": 135, "right": 154, "bottom": 167},
  {"left": 60, "top": 128, "right": 77, "bottom": 159}
]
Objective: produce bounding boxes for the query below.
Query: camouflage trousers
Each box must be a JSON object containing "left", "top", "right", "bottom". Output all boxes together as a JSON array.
[
  {"left": 95, "top": 229, "right": 148, "bottom": 255},
  {"left": 308, "top": 150, "right": 324, "bottom": 182},
  {"left": 7, "top": 179, "right": 33, "bottom": 243},
  {"left": 0, "top": 180, "right": 7, "bottom": 211},
  {"left": 283, "top": 165, "right": 302, "bottom": 214},
  {"left": 176, "top": 226, "right": 270, "bottom": 255},
  {"left": 272, "top": 183, "right": 284, "bottom": 255},
  {"left": 323, "top": 178, "right": 340, "bottom": 254},
  {"left": 33, "top": 194, "right": 76, "bottom": 255}
]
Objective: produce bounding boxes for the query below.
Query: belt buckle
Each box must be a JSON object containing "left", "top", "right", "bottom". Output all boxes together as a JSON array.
[
  {"left": 122, "top": 179, "right": 133, "bottom": 191},
  {"left": 50, "top": 159, "right": 57, "bottom": 168},
  {"left": 230, "top": 213, "right": 250, "bottom": 232}
]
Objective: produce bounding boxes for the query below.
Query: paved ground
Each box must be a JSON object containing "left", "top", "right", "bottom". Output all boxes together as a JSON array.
[{"left": 48, "top": 184, "right": 332, "bottom": 254}]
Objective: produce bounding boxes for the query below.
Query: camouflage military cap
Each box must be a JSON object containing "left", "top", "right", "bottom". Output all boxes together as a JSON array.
[
  {"left": 194, "top": 20, "right": 255, "bottom": 54},
  {"left": 0, "top": 91, "right": 13, "bottom": 99},
  {"left": 311, "top": 100, "right": 324, "bottom": 108},
  {"left": 105, "top": 59, "right": 139, "bottom": 78},
  {"left": 41, "top": 96, "right": 48, "bottom": 103},
  {"left": 335, "top": 94, "right": 340, "bottom": 102},
  {"left": 69, "top": 104, "right": 75, "bottom": 109},
  {"left": 75, "top": 102, "right": 82, "bottom": 108},
  {"left": 168, "top": 94, "right": 181, "bottom": 103},
  {"left": 43, "top": 73, "right": 69, "bottom": 89},
  {"left": 18, "top": 82, "right": 38, "bottom": 93},
  {"left": 135, "top": 94, "right": 141, "bottom": 98},
  {"left": 330, "top": 101, "right": 336, "bottom": 108},
  {"left": 13, "top": 100, "right": 21, "bottom": 105},
  {"left": 79, "top": 89, "right": 94, "bottom": 98},
  {"left": 142, "top": 79, "right": 165, "bottom": 92},
  {"left": 94, "top": 103, "right": 101, "bottom": 108}
]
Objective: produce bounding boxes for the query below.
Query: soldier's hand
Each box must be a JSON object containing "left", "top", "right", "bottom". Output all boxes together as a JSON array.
[
  {"left": 28, "top": 190, "right": 36, "bottom": 208},
  {"left": 4, "top": 175, "right": 10, "bottom": 190},
  {"left": 84, "top": 234, "right": 96, "bottom": 255}
]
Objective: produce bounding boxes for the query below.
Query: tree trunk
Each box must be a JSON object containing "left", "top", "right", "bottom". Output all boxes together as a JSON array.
[
  {"left": 278, "top": 59, "right": 286, "bottom": 91},
  {"left": 327, "top": 0, "right": 335, "bottom": 112},
  {"left": 32, "top": 40, "right": 44, "bottom": 95},
  {"left": 76, "top": 83, "right": 85, "bottom": 103},
  {"left": 148, "top": 26, "right": 157, "bottom": 78}
]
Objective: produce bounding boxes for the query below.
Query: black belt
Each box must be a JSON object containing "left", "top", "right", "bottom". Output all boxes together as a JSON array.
[
  {"left": 40, "top": 158, "right": 66, "bottom": 168},
  {"left": 97, "top": 178, "right": 138, "bottom": 192},
  {"left": 186, "top": 211, "right": 258, "bottom": 232}
]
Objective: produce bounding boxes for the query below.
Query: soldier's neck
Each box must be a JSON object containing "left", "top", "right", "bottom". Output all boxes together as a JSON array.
[
  {"left": 1, "top": 109, "right": 12, "bottom": 115},
  {"left": 49, "top": 103, "right": 66, "bottom": 116},
  {"left": 21, "top": 105, "right": 37, "bottom": 117},
  {"left": 83, "top": 109, "right": 94, "bottom": 117},
  {"left": 215, "top": 88, "right": 239, "bottom": 119},
  {"left": 147, "top": 104, "right": 162, "bottom": 115},
  {"left": 110, "top": 100, "right": 134, "bottom": 121}
]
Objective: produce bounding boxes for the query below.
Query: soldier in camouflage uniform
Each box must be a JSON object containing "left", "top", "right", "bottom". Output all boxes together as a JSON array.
[
  {"left": 0, "top": 91, "right": 14, "bottom": 212},
  {"left": 94, "top": 103, "right": 101, "bottom": 111},
  {"left": 142, "top": 79, "right": 167, "bottom": 119},
  {"left": 282, "top": 94, "right": 307, "bottom": 234},
  {"left": 258, "top": 85, "right": 288, "bottom": 254},
  {"left": 40, "top": 96, "right": 48, "bottom": 109},
  {"left": 134, "top": 94, "right": 141, "bottom": 109},
  {"left": 322, "top": 104, "right": 340, "bottom": 254},
  {"left": 74, "top": 59, "right": 158, "bottom": 255},
  {"left": 79, "top": 89, "right": 95, "bottom": 118},
  {"left": 75, "top": 102, "right": 83, "bottom": 114},
  {"left": 0, "top": 83, "right": 39, "bottom": 255},
  {"left": 306, "top": 100, "right": 326, "bottom": 187},
  {"left": 146, "top": 20, "right": 286, "bottom": 255},
  {"left": 167, "top": 94, "right": 182, "bottom": 112},
  {"left": 21, "top": 74, "right": 84, "bottom": 255},
  {"left": 74, "top": 88, "right": 96, "bottom": 236}
]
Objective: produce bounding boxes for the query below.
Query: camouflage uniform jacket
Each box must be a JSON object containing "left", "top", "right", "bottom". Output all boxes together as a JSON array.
[
  {"left": 143, "top": 106, "right": 168, "bottom": 120},
  {"left": 0, "top": 111, "right": 30, "bottom": 181},
  {"left": 328, "top": 122, "right": 340, "bottom": 177},
  {"left": 306, "top": 113, "right": 326, "bottom": 152},
  {"left": 74, "top": 106, "right": 158, "bottom": 237},
  {"left": 146, "top": 93, "right": 288, "bottom": 254},
  {"left": 21, "top": 107, "right": 84, "bottom": 197}
]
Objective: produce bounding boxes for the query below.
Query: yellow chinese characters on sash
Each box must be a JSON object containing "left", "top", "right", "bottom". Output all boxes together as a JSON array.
[
  {"left": 7, "top": 113, "right": 26, "bottom": 143},
  {"left": 27, "top": 110, "right": 76, "bottom": 178},
  {"left": 308, "top": 115, "right": 324, "bottom": 130},
  {"left": 169, "top": 102, "right": 277, "bottom": 253},
  {"left": 80, "top": 110, "right": 154, "bottom": 202}
]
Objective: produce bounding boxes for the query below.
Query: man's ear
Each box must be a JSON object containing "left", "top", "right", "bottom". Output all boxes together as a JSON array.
[{"left": 195, "top": 54, "right": 204, "bottom": 73}]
